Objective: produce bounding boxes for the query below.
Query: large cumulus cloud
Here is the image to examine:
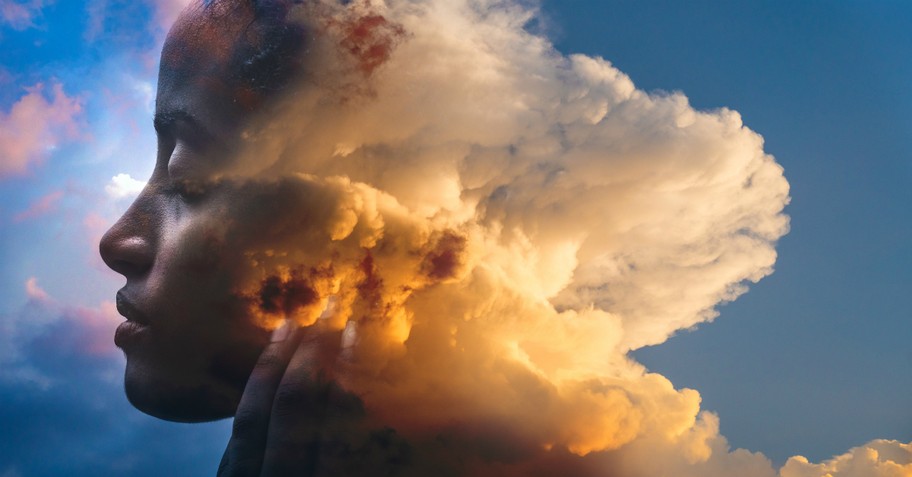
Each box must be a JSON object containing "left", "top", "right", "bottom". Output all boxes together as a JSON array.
[{"left": 164, "top": 0, "right": 796, "bottom": 473}]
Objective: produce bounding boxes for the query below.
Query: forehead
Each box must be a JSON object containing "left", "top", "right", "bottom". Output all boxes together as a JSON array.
[
  {"left": 156, "top": 0, "right": 308, "bottom": 135},
  {"left": 162, "top": 1, "right": 254, "bottom": 71}
]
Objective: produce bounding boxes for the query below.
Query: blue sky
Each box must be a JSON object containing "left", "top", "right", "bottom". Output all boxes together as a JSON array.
[{"left": 0, "top": 0, "right": 909, "bottom": 475}]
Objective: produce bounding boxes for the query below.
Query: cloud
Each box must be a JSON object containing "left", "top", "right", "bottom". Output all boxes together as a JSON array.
[
  {"left": 0, "top": 278, "right": 121, "bottom": 383},
  {"left": 12, "top": 190, "right": 64, "bottom": 222},
  {"left": 1, "top": 281, "right": 118, "bottom": 398},
  {"left": 781, "top": 441, "right": 912, "bottom": 477},
  {"left": 0, "top": 81, "right": 85, "bottom": 179},
  {"left": 82, "top": 0, "right": 107, "bottom": 41},
  {"left": 0, "top": 280, "right": 229, "bottom": 476},
  {"left": 105, "top": 173, "right": 146, "bottom": 199},
  {"left": 147, "top": 0, "right": 793, "bottom": 473},
  {"left": 0, "top": 0, "right": 48, "bottom": 30},
  {"left": 148, "top": 0, "right": 190, "bottom": 37},
  {"left": 26, "top": 1, "right": 896, "bottom": 475},
  {"left": 83, "top": 212, "right": 111, "bottom": 251},
  {"left": 24, "top": 277, "right": 50, "bottom": 303}
]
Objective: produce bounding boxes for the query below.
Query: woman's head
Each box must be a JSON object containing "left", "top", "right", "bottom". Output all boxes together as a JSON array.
[
  {"left": 98, "top": 1, "right": 790, "bottom": 471},
  {"left": 99, "top": 0, "right": 419, "bottom": 423},
  {"left": 98, "top": 0, "right": 314, "bottom": 422}
]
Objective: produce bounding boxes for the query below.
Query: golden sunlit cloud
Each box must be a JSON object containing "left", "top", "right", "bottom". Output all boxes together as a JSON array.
[
  {"left": 136, "top": 0, "right": 903, "bottom": 474},
  {"left": 781, "top": 440, "right": 912, "bottom": 477}
]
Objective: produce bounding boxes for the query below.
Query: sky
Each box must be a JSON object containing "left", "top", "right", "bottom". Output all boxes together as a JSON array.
[{"left": 0, "top": 0, "right": 909, "bottom": 476}]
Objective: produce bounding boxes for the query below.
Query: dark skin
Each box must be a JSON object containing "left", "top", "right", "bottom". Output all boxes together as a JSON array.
[
  {"left": 219, "top": 325, "right": 342, "bottom": 475},
  {"left": 100, "top": 0, "right": 279, "bottom": 423},
  {"left": 100, "top": 1, "right": 397, "bottom": 474}
]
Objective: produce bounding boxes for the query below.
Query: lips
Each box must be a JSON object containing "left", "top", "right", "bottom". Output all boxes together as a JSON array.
[
  {"left": 115, "top": 290, "right": 151, "bottom": 348},
  {"left": 116, "top": 290, "right": 151, "bottom": 325}
]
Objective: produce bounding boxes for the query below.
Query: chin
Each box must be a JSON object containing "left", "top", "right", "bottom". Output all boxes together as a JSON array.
[{"left": 122, "top": 354, "right": 244, "bottom": 423}]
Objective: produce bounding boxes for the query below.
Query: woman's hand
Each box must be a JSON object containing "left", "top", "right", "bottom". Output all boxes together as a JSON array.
[
  {"left": 216, "top": 323, "right": 350, "bottom": 476},
  {"left": 217, "top": 321, "right": 414, "bottom": 477}
]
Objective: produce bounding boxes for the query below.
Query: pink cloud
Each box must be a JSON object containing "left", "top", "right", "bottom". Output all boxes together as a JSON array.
[
  {"left": 82, "top": 0, "right": 107, "bottom": 42},
  {"left": 13, "top": 189, "right": 64, "bottom": 222},
  {"left": 83, "top": 212, "right": 113, "bottom": 270},
  {"left": 25, "top": 277, "right": 51, "bottom": 303},
  {"left": 0, "top": 0, "right": 48, "bottom": 30},
  {"left": 0, "top": 81, "right": 86, "bottom": 179},
  {"left": 149, "top": 0, "right": 190, "bottom": 35},
  {"left": 83, "top": 212, "right": 109, "bottom": 245},
  {"left": 64, "top": 301, "right": 121, "bottom": 358},
  {"left": 17, "top": 277, "right": 122, "bottom": 361}
]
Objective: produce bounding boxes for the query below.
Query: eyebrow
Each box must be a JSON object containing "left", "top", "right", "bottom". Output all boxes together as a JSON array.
[{"left": 153, "top": 109, "right": 218, "bottom": 146}]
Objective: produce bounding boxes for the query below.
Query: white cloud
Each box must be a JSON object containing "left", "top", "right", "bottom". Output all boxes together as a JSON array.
[
  {"left": 105, "top": 173, "right": 146, "bottom": 199},
  {"left": 131, "top": 78, "right": 155, "bottom": 114},
  {"left": 174, "top": 1, "right": 793, "bottom": 473},
  {"left": 781, "top": 440, "right": 912, "bottom": 477}
]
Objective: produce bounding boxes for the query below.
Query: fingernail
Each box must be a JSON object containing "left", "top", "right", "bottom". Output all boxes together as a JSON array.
[
  {"left": 341, "top": 320, "right": 358, "bottom": 350},
  {"left": 271, "top": 320, "right": 292, "bottom": 342}
]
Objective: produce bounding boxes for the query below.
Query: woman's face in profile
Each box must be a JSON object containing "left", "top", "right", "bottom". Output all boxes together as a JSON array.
[{"left": 99, "top": 1, "right": 305, "bottom": 422}]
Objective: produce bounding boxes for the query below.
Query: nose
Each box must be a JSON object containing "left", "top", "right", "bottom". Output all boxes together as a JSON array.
[{"left": 99, "top": 205, "right": 156, "bottom": 278}]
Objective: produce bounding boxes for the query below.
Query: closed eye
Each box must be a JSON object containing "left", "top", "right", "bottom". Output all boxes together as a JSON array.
[
  {"left": 153, "top": 110, "right": 216, "bottom": 152},
  {"left": 165, "top": 176, "right": 209, "bottom": 203}
]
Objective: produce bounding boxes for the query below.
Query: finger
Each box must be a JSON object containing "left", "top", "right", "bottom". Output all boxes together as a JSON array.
[
  {"left": 309, "top": 374, "right": 372, "bottom": 475},
  {"left": 218, "top": 321, "right": 304, "bottom": 477},
  {"left": 259, "top": 328, "right": 345, "bottom": 476}
]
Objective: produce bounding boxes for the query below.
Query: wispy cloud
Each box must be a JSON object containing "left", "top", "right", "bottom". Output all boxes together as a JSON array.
[
  {"left": 23, "top": 277, "right": 50, "bottom": 303},
  {"left": 12, "top": 190, "right": 63, "bottom": 222},
  {"left": 148, "top": 0, "right": 190, "bottom": 38},
  {"left": 82, "top": 0, "right": 107, "bottom": 42},
  {"left": 0, "top": 81, "right": 85, "bottom": 179},
  {"left": 0, "top": 0, "right": 49, "bottom": 30}
]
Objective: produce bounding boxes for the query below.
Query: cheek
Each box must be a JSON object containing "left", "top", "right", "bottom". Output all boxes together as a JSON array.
[
  {"left": 150, "top": 202, "right": 249, "bottom": 326},
  {"left": 173, "top": 222, "right": 229, "bottom": 275},
  {"left": 158, "top": 194, "right": 244, "bottom": 278},
  {"left": 160, "top": 210, "right": 230, "bottom": 277}
]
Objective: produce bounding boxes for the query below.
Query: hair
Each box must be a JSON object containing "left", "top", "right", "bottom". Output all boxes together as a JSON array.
[
  {"left": 221, "top": 0, "right": 312, "bottom": 95},
  {"left": 196, "top": 0, "right": 405, "bottom": 94}
]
